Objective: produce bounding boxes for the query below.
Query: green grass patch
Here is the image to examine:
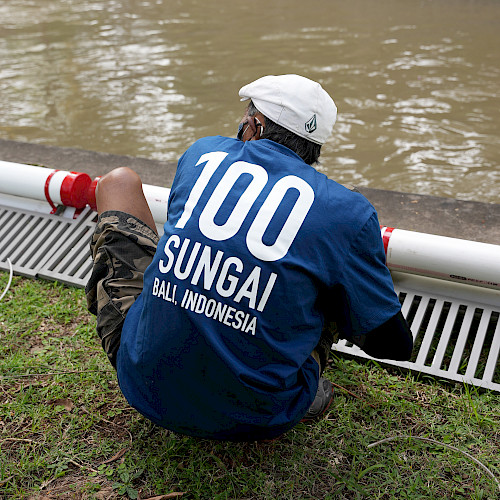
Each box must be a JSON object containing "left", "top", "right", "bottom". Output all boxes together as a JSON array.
[{"left": 1, "top": 273, "right": 499, "bottom": 499}]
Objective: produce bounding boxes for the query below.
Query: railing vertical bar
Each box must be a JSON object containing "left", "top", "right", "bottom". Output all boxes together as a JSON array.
[
  {"left": 415, "top": 299, "right": 444, "bottom": 366},
  {"left": 464, "top": 310, "right": 491, "bottom": 379},
  {"left": 448, "top": 307, "right": 475, "bottom": 374},
  {"left": 482, "top": 320, "right": 500, "bottom": 383}
]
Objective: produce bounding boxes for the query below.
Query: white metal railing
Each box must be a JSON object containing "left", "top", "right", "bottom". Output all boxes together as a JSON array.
[{"left": 333, "top": 272, "right": 500, "bottom": 391}]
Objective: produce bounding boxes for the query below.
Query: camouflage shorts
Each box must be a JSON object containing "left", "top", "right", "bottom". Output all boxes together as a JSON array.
[{"left": 85, "top": 211, "right": 159, "bottom": 367}]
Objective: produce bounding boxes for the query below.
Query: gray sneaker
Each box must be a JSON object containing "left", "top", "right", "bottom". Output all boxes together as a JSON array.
[{"left": 301, "top": 377, "right": 334, "bottom": 422}]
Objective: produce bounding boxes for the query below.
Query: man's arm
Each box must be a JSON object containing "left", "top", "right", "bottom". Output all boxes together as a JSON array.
[{"left": 361, "top": 311, "right": 413, "bottom": 361}]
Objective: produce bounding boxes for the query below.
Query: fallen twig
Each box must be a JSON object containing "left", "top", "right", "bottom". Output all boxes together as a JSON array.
[
  {"left": 67, "top": 458, "right": 99, "bottom": 474},
  {"left": 0, "top": 437, "right": 38, "bottom": 445},
  {"left": 331, "top": 381, "right": 377, "bottom": 409},
  {"left": 99, "top": 416, "right": 133, "bottom": 444},
  {"left": 0, "top": 475, "right": 14, "bottom": 487}
]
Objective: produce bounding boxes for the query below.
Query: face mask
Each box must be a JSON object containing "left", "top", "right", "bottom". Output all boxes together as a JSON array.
[{"left": 237, "top": 121, "right": 248, "bottom": 141}]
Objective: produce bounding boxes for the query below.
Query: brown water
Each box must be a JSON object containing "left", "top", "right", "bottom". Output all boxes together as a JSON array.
[{"left": 1, "top": 0, "right": 499, "bottom": 202}]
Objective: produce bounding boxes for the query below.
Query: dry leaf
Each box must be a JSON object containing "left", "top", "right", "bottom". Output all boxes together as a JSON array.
[
  {"left": 101, "top": 447, "right": 129, "bottom": 464},
  {"left": 94, "top": 486, "right": 116, "bottom": 499},
  {"left": 49, "top": 398, "right": 74, "bottom": 411},
  {"left": 30, "top": 346, "right": 46, "bottom": 355}
]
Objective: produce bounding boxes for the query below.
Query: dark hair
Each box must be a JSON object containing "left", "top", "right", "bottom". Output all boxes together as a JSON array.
[{"left": 247, "top": 102, "right": 322, "bottom": 165}]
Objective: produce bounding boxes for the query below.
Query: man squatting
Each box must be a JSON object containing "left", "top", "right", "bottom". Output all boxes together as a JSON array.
[{"left": 86, "top": 74, "right": 413, "bottom": 441}]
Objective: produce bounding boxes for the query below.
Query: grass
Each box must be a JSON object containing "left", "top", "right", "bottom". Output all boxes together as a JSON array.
[{"left": 0, "top": 272, "right": 499, "bottom": 499}]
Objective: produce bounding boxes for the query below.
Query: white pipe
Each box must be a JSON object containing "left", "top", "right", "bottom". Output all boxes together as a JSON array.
[
  {"left": 381, "top": 226, "right": 500, "bottom": 290},
  {"left": 0, "top": 160, "right": 91, "bottom": 209},
  {"left": 0, "top": 161, "right": 54, "bottom": 200},
  {"left": 142, "top": 183, "right": 170, "bottom": 224}
]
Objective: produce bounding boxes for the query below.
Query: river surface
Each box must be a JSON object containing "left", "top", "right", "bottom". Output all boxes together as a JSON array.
[{"left": 1, "top": 0, "right": 499, "bottom": 202}]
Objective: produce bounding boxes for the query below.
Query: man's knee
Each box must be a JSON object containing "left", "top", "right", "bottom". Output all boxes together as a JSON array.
[
  {"left": 98, "top": 167, "right": 142, "bottom": 196},
  {"left": 96, "top": 167, "right": 144, "bottom": 213}
]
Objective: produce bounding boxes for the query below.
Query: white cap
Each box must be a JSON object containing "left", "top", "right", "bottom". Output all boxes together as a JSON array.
[{"left": 238, "top": 74, "right": 337, "bottom": 145}]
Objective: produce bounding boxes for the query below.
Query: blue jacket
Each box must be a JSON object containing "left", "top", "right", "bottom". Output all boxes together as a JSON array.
[{"left": 117, "top": 136, "right": 401, "bottom": 440}]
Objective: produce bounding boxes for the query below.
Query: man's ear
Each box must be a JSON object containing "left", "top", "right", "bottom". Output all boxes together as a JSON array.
[
  {"left": 248, "top": 115, "right": 266, "bottom": 140},
  {"left": 245, "top": 116, "right": 259, "bottom": 140}
]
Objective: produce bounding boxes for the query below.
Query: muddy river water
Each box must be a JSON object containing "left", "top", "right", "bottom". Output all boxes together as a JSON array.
[{"left": 1, "top": 0, "right": 499, "bottom": 202}]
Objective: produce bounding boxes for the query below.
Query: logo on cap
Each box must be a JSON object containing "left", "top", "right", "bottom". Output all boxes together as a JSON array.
[{"left": 305, "top": 114, "right": 317, "bottom": 134}]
